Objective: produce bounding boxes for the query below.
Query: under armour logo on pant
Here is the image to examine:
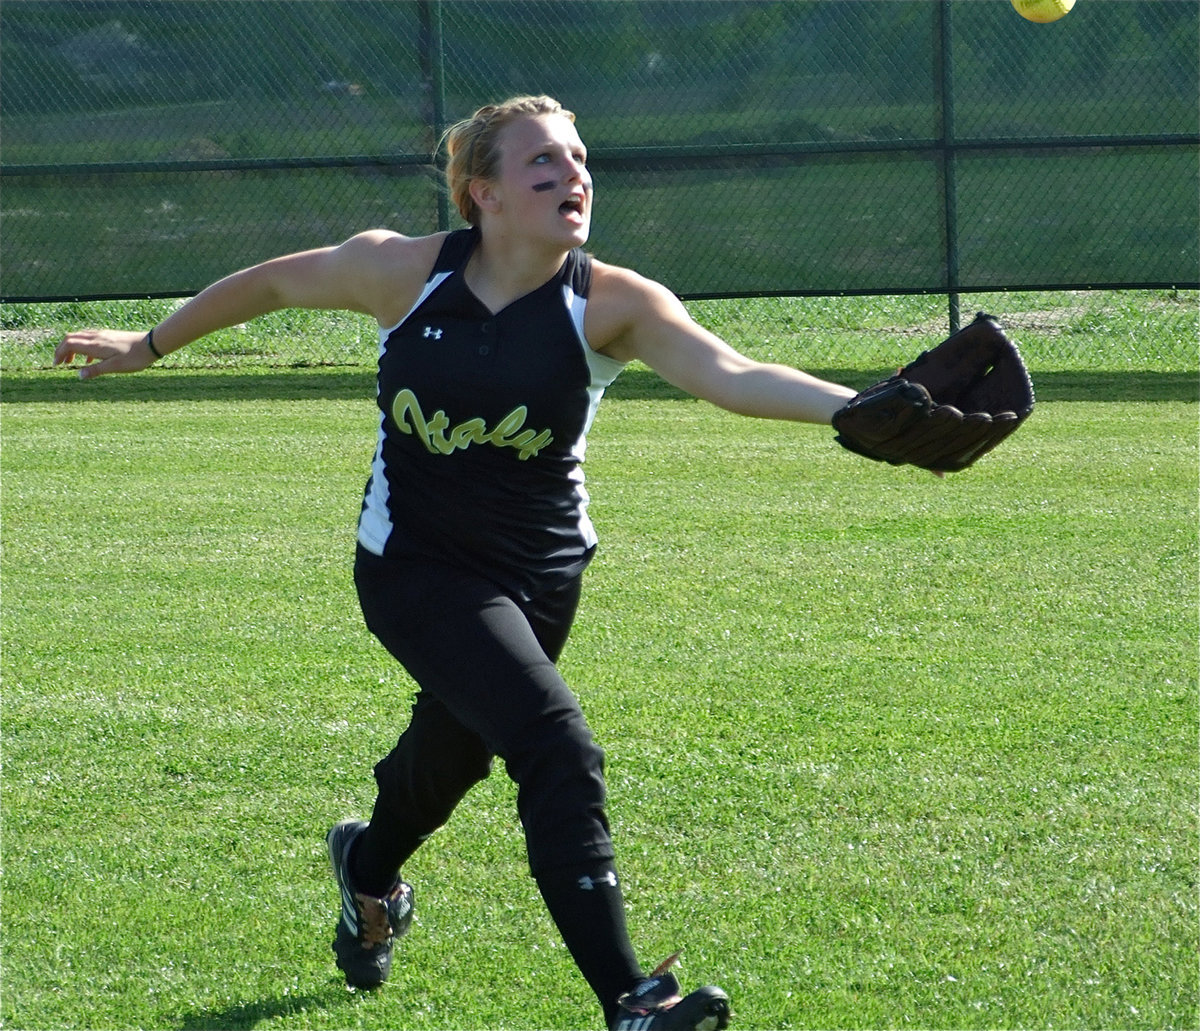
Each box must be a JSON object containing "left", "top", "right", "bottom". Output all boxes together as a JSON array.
[
  {"left": 577, "top": 871, "right": 618, "bottom": 890},
  {"left": 423, "top": 326, "right": 443, "bottom": 339}
]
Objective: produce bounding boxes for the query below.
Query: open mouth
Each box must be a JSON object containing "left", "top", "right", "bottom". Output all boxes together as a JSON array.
[{"left": 559, "top": 194, "right": 586, "bottom": 219}]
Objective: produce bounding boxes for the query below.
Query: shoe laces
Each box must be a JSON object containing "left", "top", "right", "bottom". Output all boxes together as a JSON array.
[
  {"left": 354, "top": 892, "right": 397, "bottom": 948},
  {"left": 618, "top": 952, "right": 685, "bottom": 1014}
]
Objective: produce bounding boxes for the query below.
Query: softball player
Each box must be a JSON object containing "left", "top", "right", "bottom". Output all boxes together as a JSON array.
[{"left": 55, "top": 95, "right": 858, "bottom": 1030}]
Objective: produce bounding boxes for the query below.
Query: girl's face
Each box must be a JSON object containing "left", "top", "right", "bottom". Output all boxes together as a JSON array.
[{"left": 483, "top": 113, "right": 593, "bottom": 247}]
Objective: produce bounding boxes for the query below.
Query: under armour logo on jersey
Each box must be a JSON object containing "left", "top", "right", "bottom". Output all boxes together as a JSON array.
[
  {"left": 422, "top": 326, "right": 443, "bottom": 339},
  {"left": 578, "top": 871, "right": 619, "bottom": 890}
]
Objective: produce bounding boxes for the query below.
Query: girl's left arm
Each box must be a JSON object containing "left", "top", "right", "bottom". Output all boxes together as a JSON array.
[{"left": 591, "top": 265, "right": 856, "bottom": 425}]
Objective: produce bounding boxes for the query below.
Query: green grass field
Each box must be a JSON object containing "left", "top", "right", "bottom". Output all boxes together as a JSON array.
[{"left": 2, "top": 300, "right": 1197, "bottom": 1029}]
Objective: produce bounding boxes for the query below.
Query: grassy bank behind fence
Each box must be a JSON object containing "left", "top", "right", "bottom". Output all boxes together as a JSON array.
[{"left": 2, "top": 289, "right": 1197, "bottom": 376}]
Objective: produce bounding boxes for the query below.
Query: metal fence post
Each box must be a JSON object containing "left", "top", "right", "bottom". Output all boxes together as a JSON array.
[
  {"left": 419, "top": 0, "right": 450, "bottom": 231},
  {"left": 938, "top": 0, "right": 961, "bottom": 333}
]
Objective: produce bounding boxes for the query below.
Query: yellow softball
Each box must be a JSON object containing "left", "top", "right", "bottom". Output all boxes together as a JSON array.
[{"left": 1012, "top": 0, "right": 1076, "bottom": 23}]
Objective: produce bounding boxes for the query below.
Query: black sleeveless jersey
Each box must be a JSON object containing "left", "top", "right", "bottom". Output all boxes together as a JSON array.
[{"left": 357, "top": 228, "right": 626, "bottom": 599}]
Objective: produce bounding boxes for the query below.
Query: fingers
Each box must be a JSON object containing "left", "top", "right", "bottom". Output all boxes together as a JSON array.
[
  {"left": 54, "top": 329, "right": 152, "bottom": 379},
  {"left": 77, "top": 356, "right": 113, "bottom": 381},
  {"left": 55, "top": 329, "right": 112, "bottom": 366},
  {"left": 53, "top": 331, "right": 91, "bottom": 366}
]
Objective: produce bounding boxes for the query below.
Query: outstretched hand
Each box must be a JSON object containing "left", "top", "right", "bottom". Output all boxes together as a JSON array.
[{"left": 54, "top": 329, "right": 158, "bottom": 380}]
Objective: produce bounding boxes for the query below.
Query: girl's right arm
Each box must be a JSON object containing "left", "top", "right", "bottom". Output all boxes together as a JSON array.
[{"left": 54, "top": 230, "right": 441, "bottom": 379}]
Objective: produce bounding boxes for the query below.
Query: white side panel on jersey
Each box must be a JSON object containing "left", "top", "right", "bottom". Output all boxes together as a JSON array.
[
  {"left": 357, "top": 412, "right": 392, "bottom": 556},
  {"left": 564, "top": 283, "right": 628, "bottom": 549},
  {"left": 357, "top": 271, "right": 454, "bottom": 554},
  {"left": 564, "top": 282, "right": 626, "bottom": 462}
]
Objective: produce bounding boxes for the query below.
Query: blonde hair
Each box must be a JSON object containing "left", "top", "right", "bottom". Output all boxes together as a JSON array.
[{"left": 442, "top": 95, "right": 576, "bottom": 225}]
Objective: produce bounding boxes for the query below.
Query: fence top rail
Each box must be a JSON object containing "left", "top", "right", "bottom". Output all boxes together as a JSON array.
[{"left": 4, "top": 133, "right": 1196, "bottom": 179}]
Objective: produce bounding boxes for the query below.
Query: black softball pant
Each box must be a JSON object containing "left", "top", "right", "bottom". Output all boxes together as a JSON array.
[{"left": 353, "top": 545, "right": 613, "bottom": 877}]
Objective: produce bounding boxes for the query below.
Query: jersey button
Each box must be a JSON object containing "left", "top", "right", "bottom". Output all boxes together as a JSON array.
[{"left": 478, "top": 345, "right": 490, "bottom": 356}]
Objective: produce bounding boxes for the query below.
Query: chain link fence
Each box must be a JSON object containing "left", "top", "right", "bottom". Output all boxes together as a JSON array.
[{"left": 2, "top": 1, "right": 1197, "bottom": 369}]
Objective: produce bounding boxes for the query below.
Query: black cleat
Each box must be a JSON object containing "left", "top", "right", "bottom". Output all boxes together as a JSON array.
[
  {"left": 327, "top": 818, "right": 414, "bottom": 989},
  {"left": 611, "top": 953, "right": 731, "bottom": 1031}
]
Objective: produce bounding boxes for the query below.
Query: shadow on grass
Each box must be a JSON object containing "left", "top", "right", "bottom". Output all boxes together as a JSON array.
[
  {"left": 2, "top": 366, "right": 1196, "bottom": 404},
  {"left": 176, "top": 979, "right": 376, "bottom": 1030}
]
